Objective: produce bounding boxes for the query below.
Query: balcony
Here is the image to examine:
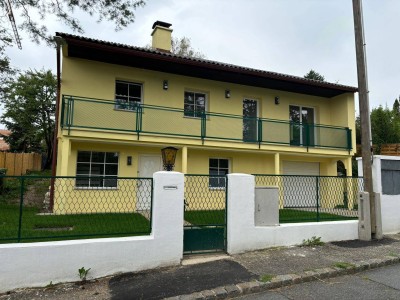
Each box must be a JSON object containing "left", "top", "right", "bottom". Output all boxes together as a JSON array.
[{"left": 61, "top": 95, "right": 352, "bottom": 151}]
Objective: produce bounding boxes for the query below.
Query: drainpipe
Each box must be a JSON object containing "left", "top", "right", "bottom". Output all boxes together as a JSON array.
[{"left": 50, "top": 36, "right": 63, "bottom": 211}]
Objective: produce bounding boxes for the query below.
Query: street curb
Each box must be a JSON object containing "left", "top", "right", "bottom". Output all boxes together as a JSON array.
[{"left": 164, "top": 256, "right": 400, "bottom": 300}]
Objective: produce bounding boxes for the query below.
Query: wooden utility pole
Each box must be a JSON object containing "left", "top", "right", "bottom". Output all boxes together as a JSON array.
[{"left": 352, "top": 0, "right": 378, "bottom": 238}]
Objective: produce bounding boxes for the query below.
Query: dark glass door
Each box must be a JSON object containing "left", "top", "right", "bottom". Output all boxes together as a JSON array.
[{"left": 243, "top": 99, "right": 258, "bottom": 142}]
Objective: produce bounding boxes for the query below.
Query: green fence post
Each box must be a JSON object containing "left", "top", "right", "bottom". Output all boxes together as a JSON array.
[
  {"left": 201, "top": 113, "right": 206, "bottom": 144},
  {"left": 60, "top": 95, "right": 65, "bottom": 128},
  {"left": 17, "top": 177, "right": 25, "bottom": 242},
  {"left": 316, "top": 176, "right": 320, "bottom": 222},
  {"left": 305, "top": 123, "right": 310, "bottom": 150},
  {"left": 257, "top": 118, "right": 262, "bottom": 148},
  {"left": 136, "top": 105, "right": 143, "bottom": 140}
]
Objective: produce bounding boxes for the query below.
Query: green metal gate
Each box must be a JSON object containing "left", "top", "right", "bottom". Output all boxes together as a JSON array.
[{"left": 183, "top": 175, "right": 227, "bottom": 254}]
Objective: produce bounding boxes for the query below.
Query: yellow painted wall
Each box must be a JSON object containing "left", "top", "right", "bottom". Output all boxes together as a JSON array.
[
  {"left": 55, "top": 51, "right": 357, "bottom": 213},
  {"left": 60, "top": 57, "right": 354, "bottom": 132},
  {"left": 58, "top": 55, "right": 356, "bottom": 168}
]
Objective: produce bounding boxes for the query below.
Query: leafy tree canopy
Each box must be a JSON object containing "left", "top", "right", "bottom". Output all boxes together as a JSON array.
[
  {"left": 0, "top": 70, "right": 56, "bottom": 168},
  {"left": 0, "top": 0, "right": 146, "bottom": 83},
  {"left": 356, "top": 97, "right": 400, "bottom": 154},
  {"left": 304, "top": 69, "right": 325, "bottom": 81},
  {"left": 171, "top": 37, "right": 206, "bottom": 59}
]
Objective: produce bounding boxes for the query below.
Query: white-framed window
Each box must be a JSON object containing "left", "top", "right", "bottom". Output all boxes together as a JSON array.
[
  {"left": 209, "top": 158, "right": 229, "bottom": 188},
  {"left": 115, "top": 80, "right": 142, "bottom": 111},
  {"left": 184, "top": 91, "right": 206, "bottom": 118},
  {"left": 76, "top": 151, "right": 119, "bottom": 188}
]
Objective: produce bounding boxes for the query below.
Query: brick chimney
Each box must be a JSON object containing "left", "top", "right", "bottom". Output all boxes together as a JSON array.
[{"left": 151, "top": 21, "right": 172, "bottom": 52}]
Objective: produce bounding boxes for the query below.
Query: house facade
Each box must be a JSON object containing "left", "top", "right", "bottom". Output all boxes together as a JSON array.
[{"left": 54, "top": 21, "right": 357, "bottom": 204}]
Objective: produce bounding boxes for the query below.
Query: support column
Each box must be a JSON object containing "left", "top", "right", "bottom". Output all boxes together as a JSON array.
[
  {"left": 59, "top": 138, "right": 71, "bottom": 176},
  {"left": 181, "top": 146, "right": 188, "bottom": 174},
  {"left": 274, "top": 153, "right": 280, "bottom": 175},
  {"left": 346, "top": 157, "right": 353, "bottom": 177}
]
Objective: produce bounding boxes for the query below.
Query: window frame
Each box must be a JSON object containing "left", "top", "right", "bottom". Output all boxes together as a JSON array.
[
  {"left": 184, "top": 91, "right": 207, "bottom": 118},
  {"left": 75, "top": 151, "right": 119, "bottom": 189},
  {"left": 209, "top": 158, "right": 230, "bottom": 189},
  {"left": 114, "top": 80, "right": 143, "bottom": 111}
]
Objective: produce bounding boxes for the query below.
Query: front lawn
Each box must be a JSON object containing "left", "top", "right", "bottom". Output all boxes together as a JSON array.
[
  {"left": 0, "top": 203, "right": 151, "bottom": 243},
  {"left": 184, "top": 208, "right": 357, "bottom": 226}
]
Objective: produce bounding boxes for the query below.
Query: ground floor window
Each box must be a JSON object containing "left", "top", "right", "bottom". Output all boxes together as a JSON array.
[
  {"left": 209, "top": 158, "right": 229, "bottom": 188},
  {"left": 76, "top": 151, "right": 119, "bottom": 188}
]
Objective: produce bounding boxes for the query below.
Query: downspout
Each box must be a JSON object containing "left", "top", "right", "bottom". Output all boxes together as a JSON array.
[{"left": 50, "top": 36, "right": 63, "bottom": 211}]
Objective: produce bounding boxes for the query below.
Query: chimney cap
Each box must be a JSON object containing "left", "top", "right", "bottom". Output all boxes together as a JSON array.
[{"left": 152, "top": 21, "right": 172, "bottom": 29}]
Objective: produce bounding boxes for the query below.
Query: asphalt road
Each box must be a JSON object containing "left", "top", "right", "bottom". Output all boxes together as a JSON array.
[{"left": 236, "top": 264, "right": 400, "bottom": 300}]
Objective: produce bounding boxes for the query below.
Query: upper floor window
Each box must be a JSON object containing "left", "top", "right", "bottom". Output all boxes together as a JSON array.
[
  {"left": 209, "top": 158, "right": 229, "bottom": 188},
  {"left": 115, "top": 80, "right": 142, "bottom": 111},
  {"left": 76, "top": 151, "right": 119, "bottom": 188},
  {"left": 184, "top": 91, "right": 206, "bottom": 118}
]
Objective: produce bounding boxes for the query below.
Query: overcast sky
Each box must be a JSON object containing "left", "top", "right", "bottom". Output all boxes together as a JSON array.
[{"left": 6, "top": 0, "right": 400, "bottom": 112}]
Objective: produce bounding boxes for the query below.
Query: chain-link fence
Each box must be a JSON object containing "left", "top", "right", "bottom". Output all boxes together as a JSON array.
[
  {"left": 184, "top": 175, "right": 227, "bottom": 226},
  {"left": 255, "top": 175, "right": 363, "bottom": 223},
  {"left": 0, "top": 176, "right": 153, "bottom": 243}
]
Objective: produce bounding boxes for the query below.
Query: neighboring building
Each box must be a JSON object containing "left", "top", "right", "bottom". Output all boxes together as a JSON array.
[
  {"left": 54, "top": 21, "right": 357, "bottom": 210},
  {"left": 0, "top": 129, "right": 11, "bottom": 152}
]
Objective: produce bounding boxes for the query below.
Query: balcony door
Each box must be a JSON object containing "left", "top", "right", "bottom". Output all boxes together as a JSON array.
[
  {"left": 289, "top": 105, "right": 315, "bottom": 146},
  {"left": 243, "top": 99, "right": 258, "bottom": 142}
]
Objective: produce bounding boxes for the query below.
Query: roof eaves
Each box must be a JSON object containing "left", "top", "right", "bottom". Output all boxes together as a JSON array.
[{"left": 55, "top": 32, "right": 358, "bottom": 93}]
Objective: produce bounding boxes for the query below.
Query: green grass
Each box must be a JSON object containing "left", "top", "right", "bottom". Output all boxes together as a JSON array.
[
  {"left": 280, "top": 209, "right": 357, "bottom": 223},
  {"left": 260, "top": 274, "right": 275, "bottom": 282},
  {"left": 184, "top": 208, "right": 356, "bottom": 226},
  {"left": 333, "top": 262, "right": 355, "bottom": 269},
  {"left": 184, "top": 210, "right": 225, "bottom": 225},
  {"left": 0, "top": 203, "right": 151, "bottom": 243}
]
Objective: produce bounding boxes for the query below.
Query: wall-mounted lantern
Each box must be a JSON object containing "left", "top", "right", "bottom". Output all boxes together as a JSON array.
[
  {"left": 161, "top": 147, "right": 178, "bottom": 171},
  {"left": 225, "top": 89, "right": 231, "bottom": 99},
  {"left": 274, "top": 96, "right": 280, "bottom": 105},
  {"left": 163, "top": 80, "right": 169, "bottom": 90}
]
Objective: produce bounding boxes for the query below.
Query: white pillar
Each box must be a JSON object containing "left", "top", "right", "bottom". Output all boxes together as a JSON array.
[{"left": 227, "top": 173, "right": 255, "bottom": 254}]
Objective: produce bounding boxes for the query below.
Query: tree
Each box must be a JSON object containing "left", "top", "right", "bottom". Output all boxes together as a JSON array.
[
  {"left": 1, "top": 70, "right": 56, "bottom": 168},
  {"left": 171, "top": 37, "right": 206, "bottom": 58},
  {"left": 370, "top": 105, "right": 400, "bottom": 153},
  {"left": 0, "top": 1, "right": 146, "bottom": 81},
  {"left": 304, "top": 69, "right": 325, "bottom": 81},
  {"left": 393, "top": 97, "right": 400, "bottom": 117}
]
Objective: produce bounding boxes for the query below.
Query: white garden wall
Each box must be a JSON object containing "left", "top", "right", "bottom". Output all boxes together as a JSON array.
[
  {"left": 358, "top": 156, "right": 400, "bottom": 234},
  {"left": 0, "top": 171, "right": 184, "bottom": 293},
  {"left": 227, "top": 173, "right": 358, "bottom": 254}
]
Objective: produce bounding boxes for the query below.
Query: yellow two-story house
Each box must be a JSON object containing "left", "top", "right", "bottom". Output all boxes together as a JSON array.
[{"left": 53, "top": 21, "right": 357, "bottom": 212}]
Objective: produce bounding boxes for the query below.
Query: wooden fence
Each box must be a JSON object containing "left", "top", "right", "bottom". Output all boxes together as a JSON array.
[
  {"left": 356, "top": 144, "right": 400, "bottom": 157},
  {"left": 0, "top": 153, "right": 42, "bottom": 175}
]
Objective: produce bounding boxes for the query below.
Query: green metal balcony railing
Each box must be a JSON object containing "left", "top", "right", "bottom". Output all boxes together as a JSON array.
[{"left": 61, "top": 95, "right": 352, "bottom": 151}]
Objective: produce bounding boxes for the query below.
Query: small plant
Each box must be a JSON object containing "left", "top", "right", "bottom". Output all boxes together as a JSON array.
[
  {"left": 260, "top": 274, "right": 274, "bottom": 282},
  {"left": 78, "top": 267, "right": 91, "bottom": 281},
  {"left": 302, "top": 236, "right": 324, "bottom": 246},
  {"left": 333, "top": 262, "right": 355, "bottom": 269},
  {"left": 388, "top": 252, "right": 398, "bottom": 257}
]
